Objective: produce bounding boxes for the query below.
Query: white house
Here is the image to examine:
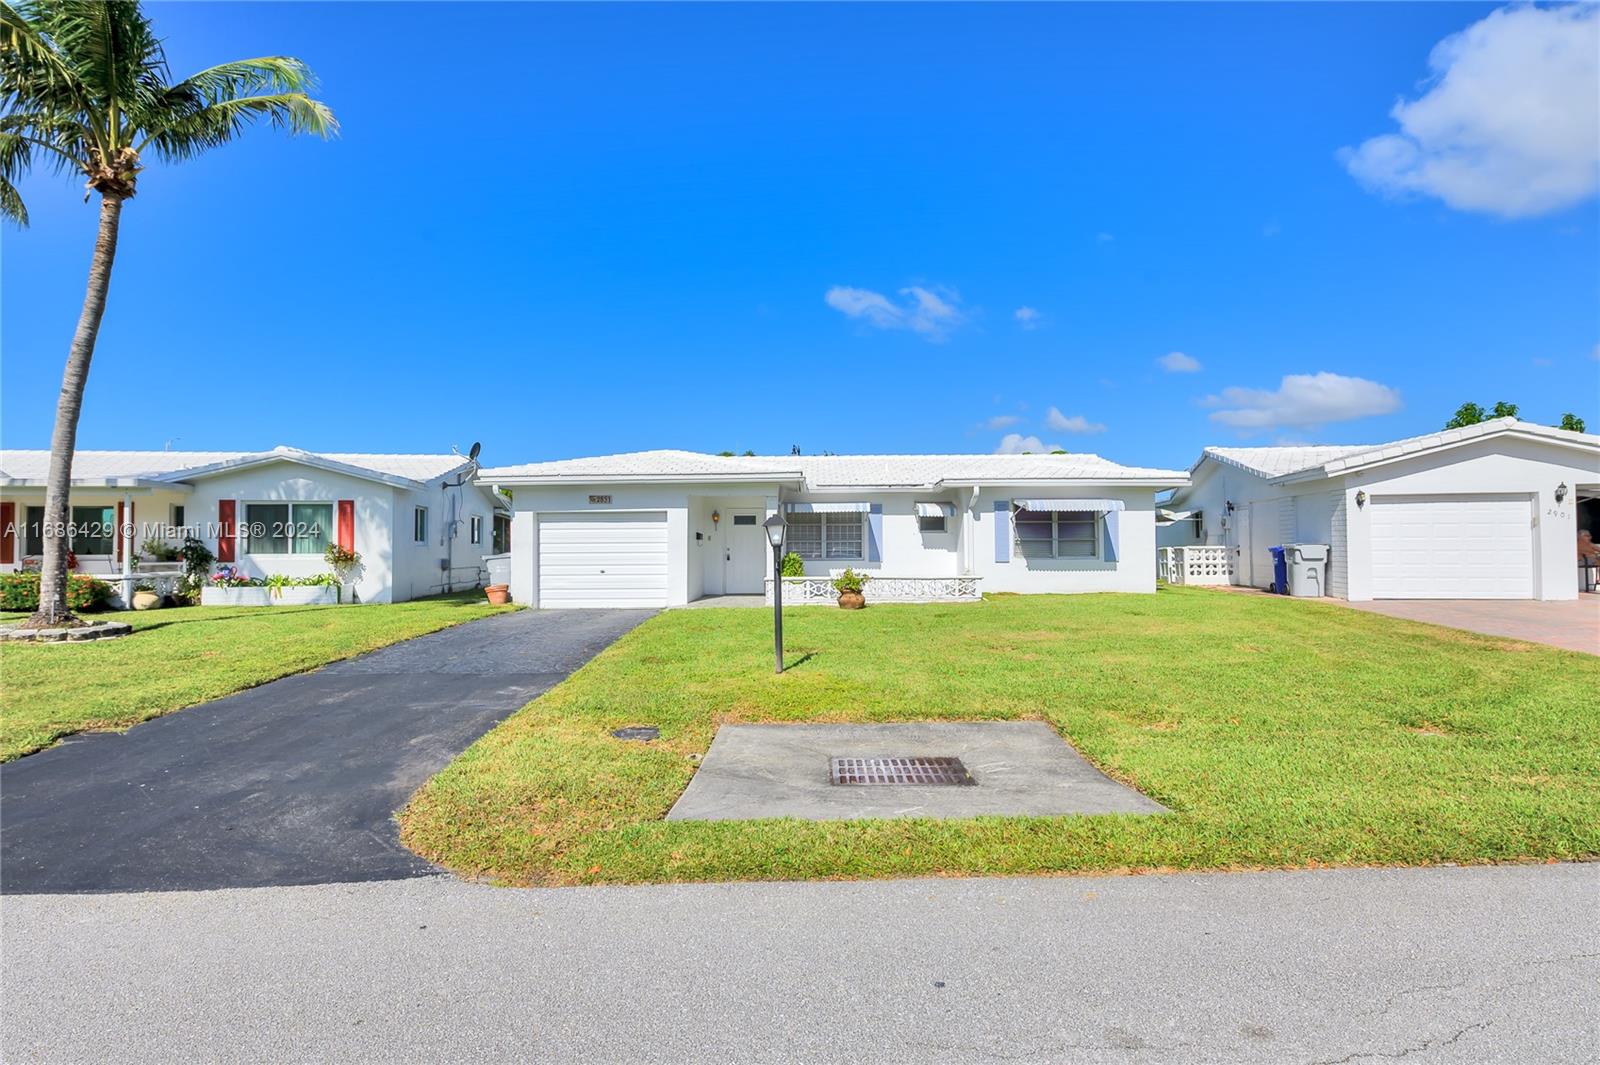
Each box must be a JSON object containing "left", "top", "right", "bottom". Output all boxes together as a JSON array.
[
  {"left": 0, "top": 446, "right": 512, "bottom": 604},
  {"left": 475, "top": 450, "right": 1189, "bottom": 608},
  {"left": 1159, "top": 419, "right": 1600, "bottom": 601}
]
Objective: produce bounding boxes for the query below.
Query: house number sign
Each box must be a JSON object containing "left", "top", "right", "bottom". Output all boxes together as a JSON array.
[{"left": 588, "top": 494, "right": 612, "bottom": 504}]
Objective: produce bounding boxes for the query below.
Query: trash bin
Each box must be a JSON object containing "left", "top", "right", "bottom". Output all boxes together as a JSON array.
[
  {"left": 1285, "top": 544, "right": 1328, "bottom": 597},
  {"left": 1268, "top": 546, "right": 1288, "bottom": 595}
]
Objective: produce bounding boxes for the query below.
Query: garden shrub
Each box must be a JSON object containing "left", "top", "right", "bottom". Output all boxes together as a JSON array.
[
  {"left": 0, "top": 572, "right": 114, "bottom": 612},
  {"left": 780, "top": 551, "right": 805, "bottom": 577}
]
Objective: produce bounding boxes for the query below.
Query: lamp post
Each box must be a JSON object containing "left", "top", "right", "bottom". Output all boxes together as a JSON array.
[{"left": 762, "top": 512, "right": 786, "bottom": 674}]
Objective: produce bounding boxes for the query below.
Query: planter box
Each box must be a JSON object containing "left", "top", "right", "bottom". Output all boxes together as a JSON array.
[{"left": 201, "top": 586, "right": 339, "bottom": 607}]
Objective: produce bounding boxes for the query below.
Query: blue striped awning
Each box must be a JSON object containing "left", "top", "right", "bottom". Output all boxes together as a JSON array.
[
  {"left": 785, "top": 501, "right": 870, "bottom": 514},
  {"left": 1015, "top": 498, "right": 1125, "bottom": 513}
]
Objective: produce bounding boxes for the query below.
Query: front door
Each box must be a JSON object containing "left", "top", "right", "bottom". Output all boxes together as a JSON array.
[{"left": 724, "top": 511, "right": 766, "bottom": 594}]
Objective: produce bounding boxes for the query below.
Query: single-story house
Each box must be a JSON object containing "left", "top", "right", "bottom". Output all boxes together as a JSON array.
[
  {"left": 1158, "top": 418, "right": 1600, "bottom": 601},
  {"left": 0, "top": 446, "right": 511, "bottom": 604},
  {"left": 475, "top": 450, "right": 1190, "bottom": 608}
]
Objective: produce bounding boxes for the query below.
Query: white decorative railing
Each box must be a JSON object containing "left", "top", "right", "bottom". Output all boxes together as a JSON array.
[
  {"left": 765, "top": 575, "right": 983, "bottom": 605},
  {"left": 1160, "top": 546, "right": 1235, "bottom": 586}
]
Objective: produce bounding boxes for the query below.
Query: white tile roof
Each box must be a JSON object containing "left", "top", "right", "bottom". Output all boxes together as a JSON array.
[
  {"left": 0, "top": 446, "right": 472, "bottom": 486},
  {"left": 480, "top": 449, "right": 1188, "bottom": 487},
  {"left": 1202, "top": 445, "right": 1374, "bottom": 479},
  {"left": 1201, "top": 418, "right": 1600, "bottom": 483}
]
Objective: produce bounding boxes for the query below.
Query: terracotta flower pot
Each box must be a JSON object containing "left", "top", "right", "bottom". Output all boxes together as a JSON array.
[
  {"left": 837, "top": 590, "right": 865, "bottom": 609},
  {"left": 485, "top": 584, "right": 511, "bottom": 605}
]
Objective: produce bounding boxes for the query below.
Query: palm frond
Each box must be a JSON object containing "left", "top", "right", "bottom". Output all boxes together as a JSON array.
[
  {"left": 1, "top": 2, "right": 334, "bottom": 200},
  {"left": 145, "top": 90, "right": 337, "bottom": 159},
  {"left": 0, "top": 171, "right": 26, "bottom": 224},
  {"left": 0, "top": 129, "right": 30, "bottom": 223}
]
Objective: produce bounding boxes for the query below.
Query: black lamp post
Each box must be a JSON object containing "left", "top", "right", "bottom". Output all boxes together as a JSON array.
[{"left": 762, "top": 512, "right": 786, "bottom": 674}]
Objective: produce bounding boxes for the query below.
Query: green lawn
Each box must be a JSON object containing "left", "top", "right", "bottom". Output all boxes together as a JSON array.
[
  {"left": 400, "top": 587, "right": 1600, "bottom": 886},
  {"left": 0, "top": 593, "right": 514, "bottom": 760}
]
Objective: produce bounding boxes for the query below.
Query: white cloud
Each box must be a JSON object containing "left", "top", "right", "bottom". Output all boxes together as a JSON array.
[
  {"left": 1341, "top": 5, "right": 1600, "bottom": 218},
  {"left": 994, "top": 433, "right": 1063, "bottom": 455},
  {"left": 1158, "top": 350, "right": 1202, "bottom": 373},
  {"left": 979, "top": 414, "right": 1021, "bottom": 430},
  {"left": 1045, "top": 407, "right": 1107, "bottom": 434},
  {"left": 1013, "top": 306, "right": 1040, "bottom": 329},
  {"left": 825, "top": 284, "right": 965, "bottom": 339},
  {"left": 1204, "top": 372, "right": 1402, "bottom": 431}
]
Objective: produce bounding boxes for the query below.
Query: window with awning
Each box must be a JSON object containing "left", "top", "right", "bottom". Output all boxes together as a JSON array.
[
  {"left": 1013, "top": 499, "right": 1124, "bottom": 514},
  {"left": 784, "top": 501, "right": 870, "bottom": 513},
  {"left": 915, "top": 501, "right": 954, "bottom": 533}
]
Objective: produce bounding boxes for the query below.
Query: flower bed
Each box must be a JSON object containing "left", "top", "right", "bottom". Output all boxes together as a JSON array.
[
  {"left": 200, "top": 585, "right": 339, "bottom": 607},
  {"left": 200, "top": 566, "right": 343, "bottom": 607}
]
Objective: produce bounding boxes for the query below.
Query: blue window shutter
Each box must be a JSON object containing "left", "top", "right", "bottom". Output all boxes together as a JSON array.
[
  {"left": 994, "top": 501, "right": 1010, "bottom": 563},
  {"left": 1103, "top": 510, "right": 1120, "bottom": 563},
  {"left": 867, "top": 504, "right": 883, "bottom": 562}
]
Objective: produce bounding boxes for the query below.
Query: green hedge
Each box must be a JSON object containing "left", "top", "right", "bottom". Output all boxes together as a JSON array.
[{"left": 0, "top": 572, "right": 114, "bottom": 612}]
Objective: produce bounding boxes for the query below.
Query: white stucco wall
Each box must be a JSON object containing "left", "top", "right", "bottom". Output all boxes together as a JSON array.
[
  {"left": 968, "top": 486, "right": 1159, "bottom": 594},
  {"left": 186, "top": 462, "right": 398, "bottom": 603},
  {"left": 1337, "top": 437, "right": 1599, "bottom": 602},
  {"left": 500, "top": 480, "right": 1163, "bottom": 605}
]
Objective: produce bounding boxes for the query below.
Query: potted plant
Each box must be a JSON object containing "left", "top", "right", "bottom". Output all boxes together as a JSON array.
[
  {"left": 485, "top": 584, "right": 510, "bottom": 605},
  {"left": 323, "top": 543, "right": 362, "bottom": 603},
  {"left": 831, "top": 568, "right": 868, "bottom": 609},
  {"left": 130, "top": 580, "right": 162, "bottom": 611}
]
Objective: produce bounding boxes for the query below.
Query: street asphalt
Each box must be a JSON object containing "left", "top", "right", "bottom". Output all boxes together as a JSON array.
[
  {"left": 3, "top": 863, "right": 1595, "bottom": 1063},
  {"left": 0, "top": 608, "right": 653, "bottom": 894}
]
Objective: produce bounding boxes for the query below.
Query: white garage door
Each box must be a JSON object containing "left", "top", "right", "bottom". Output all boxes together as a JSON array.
[
  {"left": 537, "top": 512, "right": 669, "bottom": 608},
  {"left": 1369, "top": 495, "right": 1533, "bottom": 599}
]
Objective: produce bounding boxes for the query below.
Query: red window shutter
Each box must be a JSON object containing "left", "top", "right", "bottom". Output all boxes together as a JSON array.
[
  {"left": 217, "top": 500, "right": 236, "bottom": 562},
  {"left": 337, "top": 500, "right": 355, "bottom": 552},
  {"left": 115, "top": 501, "right": 125, "bottom": 561},
  {"left": 0, "top": 502, "right": 14, "bottom": 564}
]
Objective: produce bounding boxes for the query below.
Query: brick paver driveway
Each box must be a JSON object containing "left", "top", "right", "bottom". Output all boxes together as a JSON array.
[{"left": 1339, "top": 594, "right": 1599, "bottom": 655}]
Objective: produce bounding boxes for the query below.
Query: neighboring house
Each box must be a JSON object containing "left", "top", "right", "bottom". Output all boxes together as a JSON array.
[
  {"left": 0, "top": 447, "right": 511, "bottom": 604},
  {"left": 1160, "top": 419, "right": 1600, "bottom": 601},
  {"left": 476, "top": 450, "right": 1189, "bottom": 608}
]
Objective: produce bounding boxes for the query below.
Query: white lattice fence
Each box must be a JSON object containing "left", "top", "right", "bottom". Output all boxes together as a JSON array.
[
  {"left": 1163, "top": 545, "right": 1235, "bottom": 586},
  {"left": 765, "top": 575, "right": 983, "bottom": 605}
]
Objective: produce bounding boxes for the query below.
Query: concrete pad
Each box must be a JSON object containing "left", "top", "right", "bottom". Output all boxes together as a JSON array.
[{"left": 667, "top": 722, "right": 1166, "bottom": 822}]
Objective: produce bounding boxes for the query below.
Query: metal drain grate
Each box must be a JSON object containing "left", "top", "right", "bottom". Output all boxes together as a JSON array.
[{"left": 829, "top": 756, "right": 975, "bottom": 786}]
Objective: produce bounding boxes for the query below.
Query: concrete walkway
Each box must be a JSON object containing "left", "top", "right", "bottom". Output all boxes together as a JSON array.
[
  {"left": 1339, "top": 594, "right": 1600, "bottom": 655},
  {"left": 3, "top": 864, "right": 1594, "bottom": 1063},
  {"left": 0, "top": 608, "right": 653, "bottom": 894}
]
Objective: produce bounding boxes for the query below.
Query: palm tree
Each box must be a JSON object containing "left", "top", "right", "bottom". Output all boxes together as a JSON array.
[{"left": 1, "top": 0, "right": 334, "bottom": 625}]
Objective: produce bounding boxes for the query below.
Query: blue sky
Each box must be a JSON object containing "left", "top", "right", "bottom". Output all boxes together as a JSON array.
[{"left": 2, "top": 2, "right": 1596, "bottom": 470}]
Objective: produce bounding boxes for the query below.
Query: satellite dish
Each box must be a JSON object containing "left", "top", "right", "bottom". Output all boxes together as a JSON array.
[{"left": 468, "top": 441, "right": 482, "bottom": 462}]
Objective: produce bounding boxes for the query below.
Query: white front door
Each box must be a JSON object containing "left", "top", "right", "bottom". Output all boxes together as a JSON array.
[
  {"left": 723, "top": 511, "right": 766, "bottom": 594},
  {"left": 1369, "top": 495, "right": 1534, "bottom": 599}
]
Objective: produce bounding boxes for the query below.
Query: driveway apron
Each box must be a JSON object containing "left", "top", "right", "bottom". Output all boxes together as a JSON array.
[{"left": 0, "top": 609, "right": 652, "bottom": 894}]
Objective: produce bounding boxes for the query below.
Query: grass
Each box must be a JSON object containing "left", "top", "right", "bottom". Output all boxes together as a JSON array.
[
  {"left": 0, "top": 592, "right": 513, "bottom": 761},
  {"left": 400, "top": 587, "right": 1600, "bottom": 887}
]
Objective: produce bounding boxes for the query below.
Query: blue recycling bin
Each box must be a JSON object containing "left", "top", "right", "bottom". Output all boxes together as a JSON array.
[{"left": 1269, "top": 546, "right": 1288, "bottom": 595}]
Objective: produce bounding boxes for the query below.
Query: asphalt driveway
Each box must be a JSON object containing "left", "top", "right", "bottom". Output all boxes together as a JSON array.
[{"left": 0, "top": 608, "right": 652, "bottom": 894}]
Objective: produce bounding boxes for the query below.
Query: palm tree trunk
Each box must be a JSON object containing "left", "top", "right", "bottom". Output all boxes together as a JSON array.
[{"left": 30, "top": 194, "right": 123, "bottom": 626}]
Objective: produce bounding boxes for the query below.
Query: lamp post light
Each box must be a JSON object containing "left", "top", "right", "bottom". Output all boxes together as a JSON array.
[{"left": 762, "top": 512, "right": 786, "bottom": 674}]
